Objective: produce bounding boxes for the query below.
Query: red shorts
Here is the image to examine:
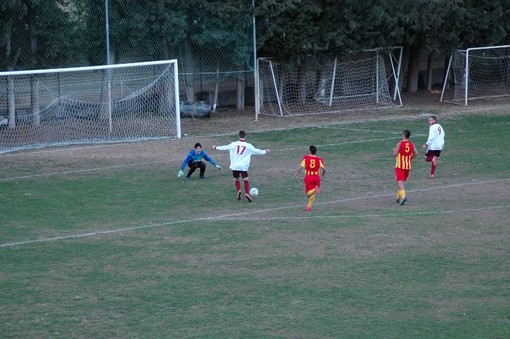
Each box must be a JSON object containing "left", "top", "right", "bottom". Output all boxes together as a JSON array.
[
  {"left": 304, "top": 175, "right": 321, "bottom": 193},
  {"left": 395, "top": 168, "right": 410, "bottom": 181}
]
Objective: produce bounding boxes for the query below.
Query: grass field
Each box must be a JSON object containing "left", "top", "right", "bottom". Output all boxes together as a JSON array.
[{"left": 1, "top": 110, "right": 509, "bottom": 338}]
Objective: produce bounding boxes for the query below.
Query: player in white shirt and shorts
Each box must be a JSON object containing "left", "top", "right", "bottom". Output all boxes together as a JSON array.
[
  {"left": 422, "top": 115, "right": 445, "bottom": 178},
  {"left": 213, "top": 130, "right": 270, "bottom": 202}
]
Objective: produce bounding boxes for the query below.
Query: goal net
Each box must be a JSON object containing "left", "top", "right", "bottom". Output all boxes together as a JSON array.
[
  {"left": 0, "top": 60, "right": 180, "bottom": 154},
  {"left": 256, "top": 48, "right": 402, "bottom": 117},
  {"left": 440, "top": 45, "right": 510, "bottom": 105}
]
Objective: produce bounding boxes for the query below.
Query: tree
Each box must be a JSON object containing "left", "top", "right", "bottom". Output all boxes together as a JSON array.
[
  {"left": 0, "top": 0, "right": 27, "bottom": 70},
  {"left": 393, "top": 0, "right": 510, "bottom": 92},
  {"left": 255, "top": 0, "right": 510, "bottom": 92},
  {"left": 256, "top": 0, "right": 322, "bottom": 63},
  {"left": 0, "top": 0, "right": 81, "bottom": 70},
  {"left": 105, "top": 0, "right": 187, "bottom": 62},
  {"left": 29, "top": 0, "right": 82, "bottom": 68}
]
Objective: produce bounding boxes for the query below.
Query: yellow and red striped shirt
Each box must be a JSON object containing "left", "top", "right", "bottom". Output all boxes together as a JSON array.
[
  {"left": 301, "top": 154, "right": 325, "bottom": 176},
  {"left": 395, "top": 140, "right": 415, "bottom": 170}
]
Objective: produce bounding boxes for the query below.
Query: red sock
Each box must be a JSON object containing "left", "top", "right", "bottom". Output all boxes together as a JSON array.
[
  {"left": 431, "top": 164, "right": 436, "bottom": 176},
  {"left": 244, "top": 180, "right": 250, "bottom": 193},
  {"left": 235, "top": 180, "right": 241, "bottom": 191}
]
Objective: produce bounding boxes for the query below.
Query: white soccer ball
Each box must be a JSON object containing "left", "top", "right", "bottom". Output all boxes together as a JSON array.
[{"left": 250, "top": 187, "right": 259, "bottom": 196}]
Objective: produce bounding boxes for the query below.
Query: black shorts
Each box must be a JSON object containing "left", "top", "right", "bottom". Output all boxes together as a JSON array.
[
  {"left": 188, "top": 160, "right": 205, "bottom": 168},
  {"left": 232, "top": 170, "right": 248, "bottom": 179},
  {"left": 426, "top": 150, "right": 441, "bottom": 158}
]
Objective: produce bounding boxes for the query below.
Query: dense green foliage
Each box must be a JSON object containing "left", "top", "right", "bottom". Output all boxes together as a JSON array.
[
  {"left": 1, "top": 0, "right": 509, "bottom": 70},
  {"left": 1, "top": 0, "right": 510, "bottom": 95}
]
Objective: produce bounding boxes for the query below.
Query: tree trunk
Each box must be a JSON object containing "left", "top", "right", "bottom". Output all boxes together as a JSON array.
[
  {"left": 8, "top": 77, "right": 16, "bottom": 128},
  {"left": 4, "top": 25, "right": 12, "bottom": 66},
  {"left": 236, "top": 78, "right": 245, "bottom": 111},
  {"left": 28, "top": 6, "right": 38, "bottom": 67},
  {"left": 406, "top": 43, "right": 422, "bottom": 93},
  {"left": 298, "top": 65, "right": 306, "bottom": 102},
  {"left": 426, "top": 53, "right": 433, "bottom": 91},
  {"left": 442, "top": 56, "right": 451, "bottom": 89},
  {"left": 32, "top": 77, "right": 40, "bottom": 126}
]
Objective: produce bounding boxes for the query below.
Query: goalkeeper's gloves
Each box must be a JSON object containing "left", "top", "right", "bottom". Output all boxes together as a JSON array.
[
  {"left": 215, "top": 164, "right": 222, "bottom": 170},
  {"left": 177, "top": 170, "right": 184, "bottom": 177}
]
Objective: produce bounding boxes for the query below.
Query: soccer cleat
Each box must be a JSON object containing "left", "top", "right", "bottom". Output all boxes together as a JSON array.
[
  {"left": 429, "top": 175, "right": 435, "bottom": 179},
  {"left": 314, "top": 186, "right": 320, "bottom": 195},
  {"left": 200, "top": 175, "right": 209, "bottom": 179},
  {"left": 237, "top": 190, "right": 242, "bottom": 201},
  {"left": 305, "top": 205, "right": 311, "bottom": 212},
  {"left": 245, "top": 193, "right": 253, "bottom": 202},
  {"left": 395, "top": 198, "right": 400, "bottom": 203},
  {"left": 399, "top": 197, "right": 407, "bottom": 205}
]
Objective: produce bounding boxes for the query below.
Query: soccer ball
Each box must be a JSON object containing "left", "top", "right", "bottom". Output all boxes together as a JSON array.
[{"left": 250, "top": 187, "right": 259, "bottom": 196}]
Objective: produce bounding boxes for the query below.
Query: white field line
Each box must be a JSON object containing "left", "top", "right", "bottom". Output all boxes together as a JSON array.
[
  {"left": 7, "top": 102, "right": 493, "bottom": 159},
  {"left": 199, "top": 105, "right": 509, "bottom": 138},
  {"left": 318, "top": 126, "right": 426, "bottom": 136},
  {"left": 0, "top": 142, "right": 137, "bottom": 157},
  {"left": 216, "top": 205, "right": 510, "bottom": 222},
  {"left": 1, "top": 179, "right": 508, "bottom": 248},
  {"left": 295, "top": 134, "right": 426, "bottom": 151},
  {"left": 0, "top": 162, "right": 161, "bottom": 182},
  {"left": 0, "top": 135, "right": 404, "bottom": 182}
]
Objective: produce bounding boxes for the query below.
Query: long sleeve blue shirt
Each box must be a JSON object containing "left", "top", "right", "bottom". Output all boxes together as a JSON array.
[{"left": 180, "top": 150, "right": 217, "bottom": 170}]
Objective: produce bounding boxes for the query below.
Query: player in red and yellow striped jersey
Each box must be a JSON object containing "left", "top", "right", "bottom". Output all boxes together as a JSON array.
[
  {"left": 294, "top": 145, "right": 325, "bottom": 211},
  {"left": 392, "top": 130, "right": 418, "bottom": 205}
]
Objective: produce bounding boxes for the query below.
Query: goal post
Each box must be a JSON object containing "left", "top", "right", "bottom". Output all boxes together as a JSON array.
[
  {"left": 0, "top": 60, "right": 180, "bottom": 154},
  {"left": 440, "top": 45, "right": 510, "bottom": 105},
  {"left": 256, "top": 47, "right": 403, "bottom": 118}
]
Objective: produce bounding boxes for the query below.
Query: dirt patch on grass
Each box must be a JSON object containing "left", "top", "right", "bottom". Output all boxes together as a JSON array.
[{"left": 2, "top": 90, "right": 509, "bottom": 176}]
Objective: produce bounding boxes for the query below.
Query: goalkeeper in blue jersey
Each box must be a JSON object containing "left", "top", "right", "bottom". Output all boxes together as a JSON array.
[{"left": 178, "top": 143, "right": 222, "bottom": 180}]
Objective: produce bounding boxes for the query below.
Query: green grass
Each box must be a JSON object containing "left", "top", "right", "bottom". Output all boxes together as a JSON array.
[{"left": 1, "top": 112, "right": 509, "bottom": 338}]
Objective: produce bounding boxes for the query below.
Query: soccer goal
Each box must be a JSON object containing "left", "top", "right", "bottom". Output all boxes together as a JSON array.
[
  {"left": 440, "top": 45, "right": 510, "bottom": 105},
  {"left": 256, "top": 47, "right": 403, "bottom": 118},
  {"left": 0, "top": 60, "right": 180, "bottom": 154}
]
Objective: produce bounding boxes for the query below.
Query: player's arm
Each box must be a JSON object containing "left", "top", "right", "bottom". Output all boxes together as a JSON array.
[
  {"left": 411, "top": 145, "right": 419, "bottom": 159},
  {"left": 294, "top": 159, "right": 305, "bottom": 176},
  {"left": 178, "top": 152, "right": 192, "bottom": 177},
  {"left": 392, "top": 141, "right": 400, "bottom": 156},
  {"left": 213, "top": 143, "right": 233, "bottom": 151},
  {"left": 180, "top": 152, "right": 192, "bottom": 170},
  {"left": 423, "top": 126, "right": 435, "bottom": 149},
  {"left": 203, "top": 152, "right": 214, "bottom": 164},
  {"left": 203, "top": 152, "right": 222, "bottom": 170},
  {"left": 249, "top": 144, "right": 270, "bottom": 155}
]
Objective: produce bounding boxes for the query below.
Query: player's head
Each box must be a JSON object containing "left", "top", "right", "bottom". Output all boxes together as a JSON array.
[
  {"left": 402, "top": 130, "right": 411, "bottom": 139},
  {"left": 194, "top": 142, "right": 202, "bottom": 154},
  {"left": 239, "top": 130, "right": 246, "bottom": 139},
  {"left": 309, "top": 145, "right": 317, "bottom": 155},
  {"left": 428, "top": 115, "right": 437, "bottom": 125}
]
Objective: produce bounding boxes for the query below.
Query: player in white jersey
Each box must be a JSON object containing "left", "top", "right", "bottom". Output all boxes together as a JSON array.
[
  {"left": 422, "top": 115, "right": 445, "bottom": 178},
  {"left": 213, "top": 130, "right": 270, "bottom": 202}
]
